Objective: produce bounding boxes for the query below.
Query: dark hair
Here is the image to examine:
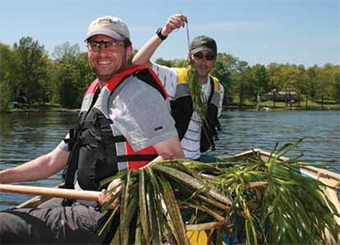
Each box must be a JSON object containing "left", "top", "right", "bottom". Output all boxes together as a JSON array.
[{"left": 124, "top": 38, "right": 132, "bottom": 48}]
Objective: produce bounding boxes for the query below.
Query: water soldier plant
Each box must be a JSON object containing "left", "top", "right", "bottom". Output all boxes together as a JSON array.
[
  {"left": 187, "top": 59, "right": 208, "bottom": 125},
  {"left": 99, "top": 140, "right": 340, "bottom": 245},
  {"left": 186, "top": 19, "right": 208, "bottom": 127}
]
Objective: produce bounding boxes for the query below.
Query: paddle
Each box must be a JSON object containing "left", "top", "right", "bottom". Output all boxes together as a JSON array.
[{"left": 0, "top": 184, "right": 100, "bottom": 201}]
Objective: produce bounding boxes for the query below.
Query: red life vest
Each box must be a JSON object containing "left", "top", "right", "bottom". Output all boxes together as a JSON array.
[{"left": 63, "top": 65, "right": 168, "bottom": 190}]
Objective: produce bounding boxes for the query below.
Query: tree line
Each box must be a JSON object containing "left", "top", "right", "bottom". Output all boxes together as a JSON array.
[{"left": 1, "top": 36, "right": 339, "bottom": 109}]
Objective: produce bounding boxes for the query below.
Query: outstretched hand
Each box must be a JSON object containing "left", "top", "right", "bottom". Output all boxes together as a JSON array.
[
  {"left": 98, "top": 178, "right": 121, "bottom": 210},
  {"left": 162, "top": 14, "right": 187, "bottom": 36}
]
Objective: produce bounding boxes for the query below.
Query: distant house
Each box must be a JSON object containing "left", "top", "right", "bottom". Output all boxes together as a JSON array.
[
  {"left": 261, "top": 91, "right": 301, "bottom": 102},
  {"left": 7, "top": 101, "right": 29, "bottom": 109}
]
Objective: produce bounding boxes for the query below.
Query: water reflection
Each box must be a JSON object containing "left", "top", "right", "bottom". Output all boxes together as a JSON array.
[
  {"left": 0, "top": 112, "right": 78, "bottom": 164},
  {"left": 215, "top": 110, "right": 340, "bottom": 163}
]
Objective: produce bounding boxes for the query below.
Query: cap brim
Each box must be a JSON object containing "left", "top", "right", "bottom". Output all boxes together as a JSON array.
[
  {"left": 85, "top": 27, "right": 125, "bottom": 41},
  {"left": 190, "top": 47, "right": 216, "bottom": 55}
]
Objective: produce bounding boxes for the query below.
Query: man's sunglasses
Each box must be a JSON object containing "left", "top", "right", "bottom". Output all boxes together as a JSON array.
[
  {"left": 193, "top": 52, "right": 216, "bottom": 61},
  {"left": 87, "top": 40, "right": 123, "bottom": 52}
]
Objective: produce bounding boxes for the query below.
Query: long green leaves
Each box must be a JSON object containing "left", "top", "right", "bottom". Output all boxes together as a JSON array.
[
  {"left": 211, "top": 142, "right": 340, "bottom": 245},
  {"left": 187, "top": 62, "right": 208, "bottom": 125},
  {"left": 99, "top": 141, "right": 340, "bottom": 245}
]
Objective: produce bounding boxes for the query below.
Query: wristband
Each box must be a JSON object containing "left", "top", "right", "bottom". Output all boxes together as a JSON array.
[{"left": 156, "top": 28, "right": 168, "bottom": 41}]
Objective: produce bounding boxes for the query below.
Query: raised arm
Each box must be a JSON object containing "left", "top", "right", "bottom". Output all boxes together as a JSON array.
[
  {"left": 132, "top": 14, "right": 187, "bottom": 67},
  {"left": 0, "top": 145, "right": 69, "bottom": 184}
]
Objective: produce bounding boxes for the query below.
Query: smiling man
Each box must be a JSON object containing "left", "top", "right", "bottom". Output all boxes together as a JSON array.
[
  {"left": 133, "top": 14, "right": 224, "bottom": 162},
  {"left": 0, "top": 15, "right": 183, "bottom": 244}
]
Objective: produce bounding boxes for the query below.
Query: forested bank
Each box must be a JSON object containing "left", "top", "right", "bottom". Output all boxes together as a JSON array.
[{"left": 1, "top": 37, "right": 339, "bottom": 111}]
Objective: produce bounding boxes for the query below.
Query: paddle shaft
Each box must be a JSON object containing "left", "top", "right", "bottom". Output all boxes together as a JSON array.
[{"left": 0, "top": 184, "right": 100, "bottom": 201}]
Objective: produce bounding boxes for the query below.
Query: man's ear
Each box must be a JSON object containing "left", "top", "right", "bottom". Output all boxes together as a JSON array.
[{"left": 188, "top": 52, "right": 194, "bottom": 62}]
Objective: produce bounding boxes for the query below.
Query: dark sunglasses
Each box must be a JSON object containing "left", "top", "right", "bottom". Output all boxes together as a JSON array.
[{"left": 193, "top": 52, "right": 216, "bottom": 61}]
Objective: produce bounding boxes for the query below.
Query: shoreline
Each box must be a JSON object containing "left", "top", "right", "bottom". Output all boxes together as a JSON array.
[
  {"left": 2, "top": 101, "right": 340, "bottom": 114},
  {"left": 3, "top": 106, "right": 340, "bottom": 114}
]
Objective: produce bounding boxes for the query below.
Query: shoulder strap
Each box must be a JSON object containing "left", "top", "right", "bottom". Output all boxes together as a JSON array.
[
  {"left": 105, "top": 65, "right": 167, "bottom": 100},
  {"left": 207, "top": 76, "right": 217, "bottom": 104},
  {"left": 134, "top": 67, "right": 167, "bottom": 100},
  {"left": 210, "top": 75, "right": 220, "bottom": 92},
  {"left": 84, "top": 78, "right": 100, "bottom": 96},
  {"left": 175, "top": 67, "right": 188, "bottom": 84}
]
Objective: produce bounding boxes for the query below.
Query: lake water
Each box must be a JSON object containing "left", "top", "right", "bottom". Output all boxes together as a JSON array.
[{"left": 0, "top": 110, "right": 339, "bottom": 210}]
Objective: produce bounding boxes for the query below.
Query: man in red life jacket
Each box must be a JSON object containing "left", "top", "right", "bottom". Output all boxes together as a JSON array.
[{"left": 0, "top": 15, "right": 183, "bottom": 244}]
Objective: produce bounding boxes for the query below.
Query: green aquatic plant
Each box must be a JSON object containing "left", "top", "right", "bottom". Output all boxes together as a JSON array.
[
  {"left": 99, "top": 140, "right": 340, "bottom": 245},
  {"left": 209, "top": 140, "right": 340, "bottom": 244},
  {"left": 185, "top": 19, "right": 208, "bottom": 125},
  {"left": 187, "top": 60, "right": 208, "bottom": 125}
]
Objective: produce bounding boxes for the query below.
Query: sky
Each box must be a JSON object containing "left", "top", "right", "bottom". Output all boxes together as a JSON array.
[{"left": 0, "top": 0, "right": 339, "bottom": 67}]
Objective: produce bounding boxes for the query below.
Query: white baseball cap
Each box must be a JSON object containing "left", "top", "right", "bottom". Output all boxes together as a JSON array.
[{"left": 86, "top": 16, "right": 130, "bottom": 41}]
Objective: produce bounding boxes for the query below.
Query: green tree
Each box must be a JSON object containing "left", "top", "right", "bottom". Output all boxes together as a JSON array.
[
  {"left": 13, "top": 37, "right": 49, "bottom": 105},
  {"left": 229, "top": 61, "right": 251, "bottom": 108},
  {"left": 292, "top": 65, "right": 307, "bottom": 107},
  {"left": 266, "top": 63, "right": 284, "bottom": 107},
  {"left": 52, "top": 42, "right": 80, "bottom": 63},
  {"left": 276, "top": 64, "right": 304, "bottom": 107},
  {"left": 231, "top": 66, "right": 251, "bottom": 108},
  {"left": 129, "top": 49, "right": 138, "bottom": 65},
  {"left": 170, "top": 58, "right": 188, "bottom": 68},
  {"left": 0, "top": 43, "right": 20, "bottom": 108},
  {"left": 306, "top": 65, "right": 319, "bottom": 103},
  {"left": 49, "top": 43, "right": 95, "bottom": 108},
  {"left": 315, "top": 64, "right": 338, "bottom": 107},
  {"left": 212, "top": 53, "right": 248, "bottom": 105},
  {"left": 50, "top": 61, "right": 79, "bottom": 107},
  {"left": 331, "top": 66, "right": 340, "bottom": 103},
  {"left": 248, "top": 64, "right": 269, "bottom": 105},
  {"left": 155, "top": 58, "right": 173, "bottom": 67},
  {"left": 74, "top": 52, "right": 95, "bottom": 103}
]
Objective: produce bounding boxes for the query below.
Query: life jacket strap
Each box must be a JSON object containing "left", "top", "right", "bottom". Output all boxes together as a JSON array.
[
  {"left": 112, "top": 135, "right": 127, "bottom": 143},
  {"left": 117, "top": 154, "right": 158, "bottom": 162}
]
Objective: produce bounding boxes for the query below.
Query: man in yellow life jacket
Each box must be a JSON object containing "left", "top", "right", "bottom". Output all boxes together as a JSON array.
[
  {"left": 0, "top": 15, "right": 183, "bottom": 244},
  {"left": 133, "top": 14, "right": 224, "bottom": 161}
]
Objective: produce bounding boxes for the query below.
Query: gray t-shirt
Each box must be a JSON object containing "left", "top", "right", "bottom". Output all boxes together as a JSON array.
[{"left": 109, "top": 76, "right": 177, "bottom": 151}]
